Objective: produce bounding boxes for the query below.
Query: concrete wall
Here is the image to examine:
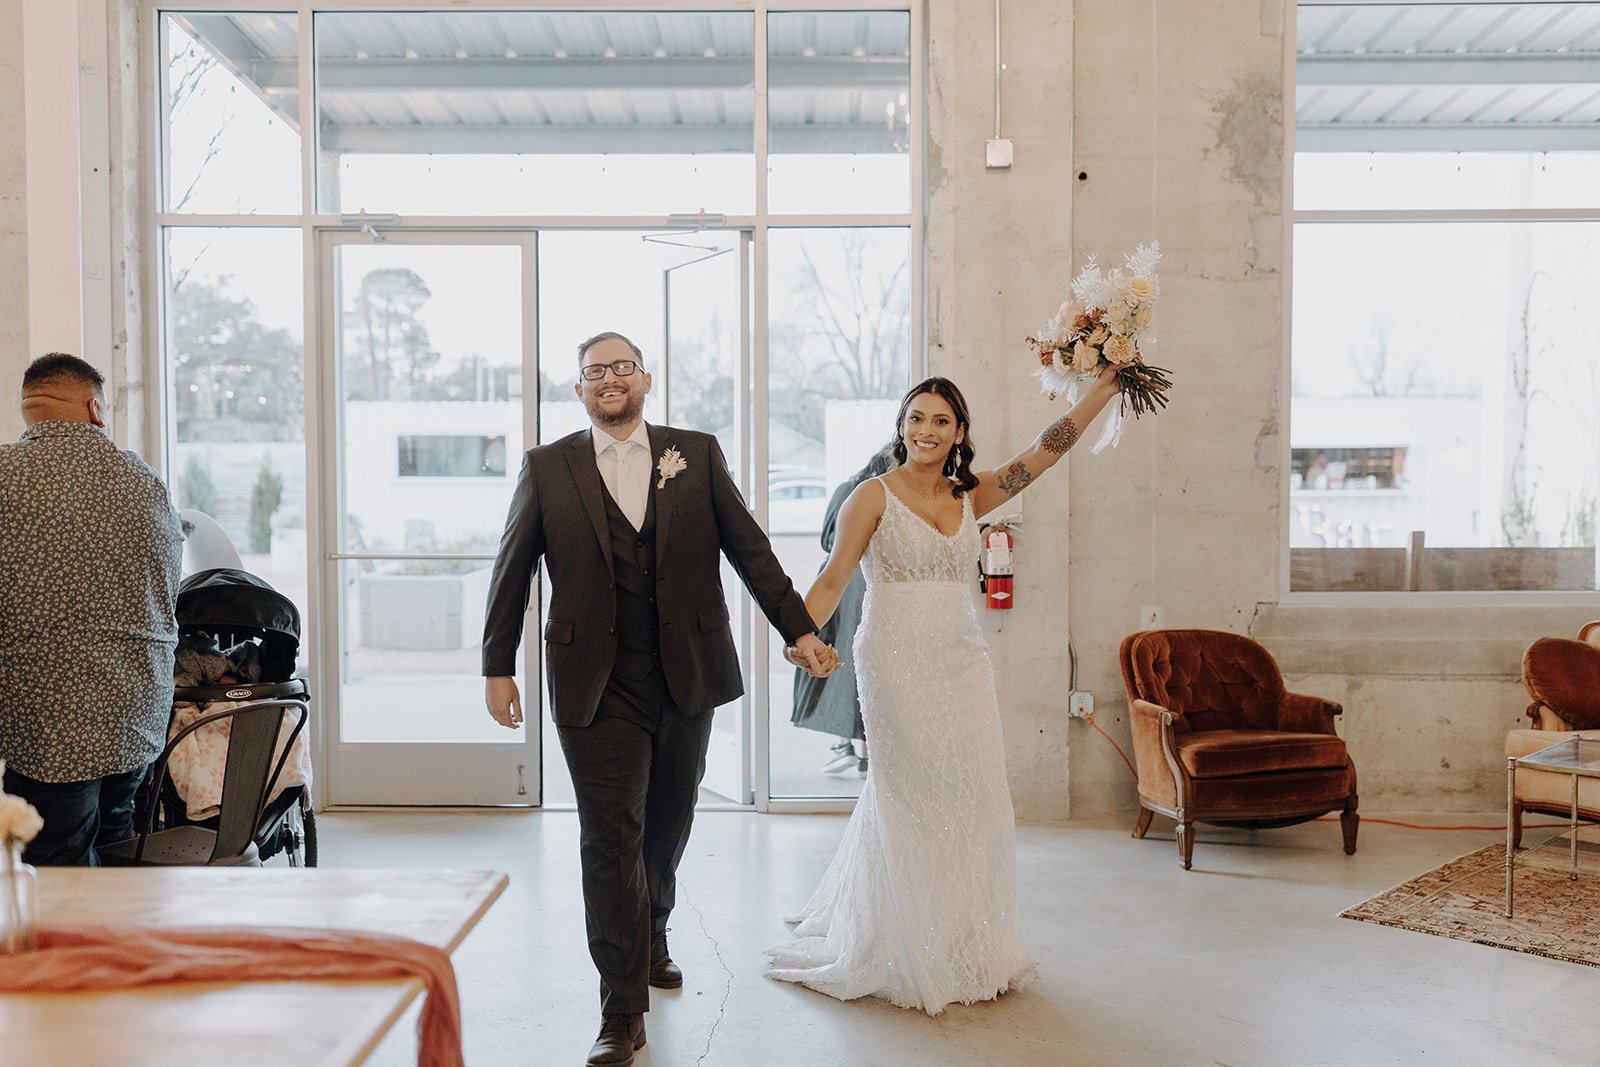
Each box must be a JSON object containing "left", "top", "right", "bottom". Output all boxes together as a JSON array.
[
  {"left": 1058, "top": 0, "right": 1288, "bottom": 817},
  {"left": 926, "top": 0, "right": 1077, "bottom": 820},
  {"left": 0, "top": 0, "right": 27, "bottom": 443},
  {"left": 929, "top": 0, "right": 1595, "bottom": 820}
]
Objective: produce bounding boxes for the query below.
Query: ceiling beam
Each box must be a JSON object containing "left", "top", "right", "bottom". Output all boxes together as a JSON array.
[
  {"left": 1297, "top": 52, "right": 1600, "bottom": 87},
  {"left": 321, "top": 122, "right": 904, "bottom": 155},
  {"left": 250, "top": 55, "right": 909, "bottom": 95},
  {"left": 1296, "top": 121, "right": 1600, "bottom": 152},
  {"left": 177, "top": 14, "right": 300, "bottom": 133}
]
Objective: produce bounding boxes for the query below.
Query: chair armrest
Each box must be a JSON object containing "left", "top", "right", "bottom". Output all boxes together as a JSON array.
[
  {"left": 1278, "top": 691, "right": 1342, "bottom": 735},
  {"left": 1528, "top": 702, "right": 1575, "bottom": 731},
  {"left": 1129, "top": 698, "right": 1181, "bottom": 803}
]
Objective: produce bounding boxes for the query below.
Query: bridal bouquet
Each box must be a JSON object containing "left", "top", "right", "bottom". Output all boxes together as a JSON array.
[{"left": 1026, "top": 241, "right": 1173, "bottom": 452}]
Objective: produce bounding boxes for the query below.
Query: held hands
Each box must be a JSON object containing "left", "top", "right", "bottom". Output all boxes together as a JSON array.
[
  {"left": 485, "top": 675, "right": 524, "bottom": 729},
  {"left": 786, "top": 633, "right": 840, "bottom": 677}
]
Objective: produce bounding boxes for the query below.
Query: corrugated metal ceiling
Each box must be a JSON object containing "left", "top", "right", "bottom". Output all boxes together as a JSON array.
[{"left": 179, "top": 5, "right": 1600, "bottom": 154}]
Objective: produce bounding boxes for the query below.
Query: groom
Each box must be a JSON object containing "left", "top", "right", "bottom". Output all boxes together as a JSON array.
[{"left": 483, "top": 331, "right": 835, "bottom": 1066}]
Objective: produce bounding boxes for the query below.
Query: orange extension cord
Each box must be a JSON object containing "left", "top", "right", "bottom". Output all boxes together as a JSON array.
[{"left": 1082, "top": 712, "right": 1569, "bottom": 832}]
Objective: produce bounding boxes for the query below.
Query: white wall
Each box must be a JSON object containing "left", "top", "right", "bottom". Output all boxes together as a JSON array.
[
  {"left": 0, "top": 0, "right": 28, "bottom": 443},
  {"left": 7, "top": 0, "right": 1593, "bottom": 819}
]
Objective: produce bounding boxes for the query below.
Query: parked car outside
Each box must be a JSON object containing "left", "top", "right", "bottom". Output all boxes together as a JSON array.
[{"left": 767, "top": 472, "right": 829, "bottom": 535}]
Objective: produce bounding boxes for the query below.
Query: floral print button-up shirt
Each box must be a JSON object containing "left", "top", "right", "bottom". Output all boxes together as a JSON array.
[{"left": 0, "top": 420, "right": 183, "bottom": 782}]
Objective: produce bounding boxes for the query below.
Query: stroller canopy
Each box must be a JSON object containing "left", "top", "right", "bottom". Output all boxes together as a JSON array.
[{"left": 177, "top": 568, "right": 301, "bottom": 681}]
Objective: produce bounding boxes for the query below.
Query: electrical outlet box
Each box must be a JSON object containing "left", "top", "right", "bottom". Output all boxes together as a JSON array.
[
  {"left": 1139, "top": 604, "right": 1164, "bottom": 629},
  {"left": 985, "top": 138, "right": 1014, "bottom": 169},
  {"left": 1069, "top": 690, "right": 1094, "bottom": 718}
]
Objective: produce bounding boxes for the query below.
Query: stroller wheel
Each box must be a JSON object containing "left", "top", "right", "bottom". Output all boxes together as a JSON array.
[
  {"left": 301, "top": 806, "right": 318, "bottom": 868},
  {"left": 281, "top": 801, "right": 318, "bottom": 868}
]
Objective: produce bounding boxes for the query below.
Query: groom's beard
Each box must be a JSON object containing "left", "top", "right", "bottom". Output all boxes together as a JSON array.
[{"left": 585, "top": 390, "right": 645, "bottom": 427}]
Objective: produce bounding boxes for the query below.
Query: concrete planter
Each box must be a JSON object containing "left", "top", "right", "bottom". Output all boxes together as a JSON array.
[{"left": 358, "top": 567, "right": 492, "bottom": 650}]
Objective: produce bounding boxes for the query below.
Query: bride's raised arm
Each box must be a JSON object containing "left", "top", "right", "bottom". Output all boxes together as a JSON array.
[{"left": 971, "top": 369, "right": 1122, "bottom": 519}]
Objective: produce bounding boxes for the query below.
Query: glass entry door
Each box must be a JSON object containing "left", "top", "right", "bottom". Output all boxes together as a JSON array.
[
  {"left": 532, "top": 230, "right": 751, "bottom": 806},
  {"left": 318, "top": 230, "right": 537, "bottom": 805},
  {"left": 662, "top": 233, "right": 748, "bottom": 802}
]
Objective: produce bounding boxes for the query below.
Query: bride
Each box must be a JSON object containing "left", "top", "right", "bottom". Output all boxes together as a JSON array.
[{"left": 767, "top": 370, "right": 1121, "bottom": 1014}]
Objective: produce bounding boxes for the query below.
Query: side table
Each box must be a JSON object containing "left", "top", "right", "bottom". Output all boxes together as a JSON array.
[{"left": 1506, "top": 737, "right": 1600, "bottom": 917}]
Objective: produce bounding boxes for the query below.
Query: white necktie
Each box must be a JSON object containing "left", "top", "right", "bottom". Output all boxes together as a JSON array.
[{"left": 611, "top": 442, "right": 648, "bottom": 531}]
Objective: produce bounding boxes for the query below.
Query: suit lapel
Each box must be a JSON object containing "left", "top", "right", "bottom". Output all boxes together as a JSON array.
[
  {"left": 648, "top": 423, "right": 676, "bottom": 569},
  {"left": 566, "top": 432, "right": 614, "bottom": 580}
]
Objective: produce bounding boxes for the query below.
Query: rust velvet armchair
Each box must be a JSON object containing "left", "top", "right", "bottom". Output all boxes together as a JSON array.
[{"left": 1119, "top": 629, "right": 1359, "bottom": 870}]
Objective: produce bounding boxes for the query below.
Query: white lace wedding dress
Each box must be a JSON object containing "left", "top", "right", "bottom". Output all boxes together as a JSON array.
[{"left": 766, "top": 480, "right": 1036, "bottom": 1015}]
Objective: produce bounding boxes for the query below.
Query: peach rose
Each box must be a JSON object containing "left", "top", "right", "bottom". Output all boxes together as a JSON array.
[
  {"left": 1134, "top": 305, "right": 1154, "bottom": 329},
  {"left": 1103, "top": 334, "right": 1137, "bottom": 365},
  {"left": 1087, "top": 325, "right": 1110, "bottom": 345},
  {"left": 1125, "top": 276, "right": 1153, "bottom": 302},
  {"left": 1071, "top": 340, "right": 1100, "bottom": 374}
]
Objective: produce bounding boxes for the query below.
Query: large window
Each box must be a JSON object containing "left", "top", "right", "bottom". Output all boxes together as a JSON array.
[
  {"left": 1292, "top": 2, "right": 1600, "bottom": 592},
  {"left": 154, "top": 5, "right": 919, "bottom": 808}
]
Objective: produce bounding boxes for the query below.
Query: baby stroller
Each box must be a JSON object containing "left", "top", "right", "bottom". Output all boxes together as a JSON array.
[{"left": 158, "top": 567, "right": 318, "bottom": 866}]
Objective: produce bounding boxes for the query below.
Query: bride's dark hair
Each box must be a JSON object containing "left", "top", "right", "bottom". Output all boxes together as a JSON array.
[{"left": 890, "top": 377, "right": 979, "bottom": 496}]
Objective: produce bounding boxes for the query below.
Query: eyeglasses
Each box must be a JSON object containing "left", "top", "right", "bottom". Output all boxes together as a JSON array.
[{"left": 579, "top": 360, "right": 642, "bottom": 381}]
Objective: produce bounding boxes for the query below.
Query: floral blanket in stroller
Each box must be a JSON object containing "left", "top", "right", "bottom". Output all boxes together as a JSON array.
[{"left": 169, "top": 634, "right": 312, "bottom": 821}]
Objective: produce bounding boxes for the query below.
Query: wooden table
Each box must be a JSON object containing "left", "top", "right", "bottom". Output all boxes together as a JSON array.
[{"left": 0, "top": 867, "right": 507, "bottom": 1067}]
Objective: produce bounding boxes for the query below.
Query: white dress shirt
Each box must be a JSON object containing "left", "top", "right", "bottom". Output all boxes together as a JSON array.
[{"left": 592, "top": 422, "right": 652, "bottom": 531}]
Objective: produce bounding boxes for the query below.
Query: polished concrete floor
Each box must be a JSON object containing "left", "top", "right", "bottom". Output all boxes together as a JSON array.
[{"left": 320, "top": 809, "right": 1600, "bottom": 1066}]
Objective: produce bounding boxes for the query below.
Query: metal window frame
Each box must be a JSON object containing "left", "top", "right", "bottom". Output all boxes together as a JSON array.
[
  {"left": 1280, "top": 0, "right": 1600, "bottom": 608},
  {"left": 142, "top": 0, "right": 924, "bottom": 815}
]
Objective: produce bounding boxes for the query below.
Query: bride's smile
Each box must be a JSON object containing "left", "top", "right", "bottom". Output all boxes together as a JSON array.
[{"left": 900, "top": 397, "right": 963, "bottom": 470}]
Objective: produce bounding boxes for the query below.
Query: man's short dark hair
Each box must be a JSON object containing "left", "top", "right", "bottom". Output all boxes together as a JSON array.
[
  {"left": 22, "top": 353, "right": 105, "bottom": 393},
  {"left": 576, "top": 332, "right": 644, "bottom": 366}
]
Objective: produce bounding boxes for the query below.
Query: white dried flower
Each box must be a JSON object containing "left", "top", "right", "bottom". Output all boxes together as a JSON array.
[{"left": 0, "top": 794, "right": 44, "bottom": 847}]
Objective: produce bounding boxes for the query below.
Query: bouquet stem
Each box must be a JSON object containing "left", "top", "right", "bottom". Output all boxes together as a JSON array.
[{"left": 1114, "top": 361, "right": 1174, "bottom": 419}]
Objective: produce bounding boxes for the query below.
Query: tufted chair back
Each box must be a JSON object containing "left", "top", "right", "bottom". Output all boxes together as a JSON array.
[
  {"left": 1121, "top": 629, "right": 1287, "bottom": 733},
  {"left": 1522, "top": 636, "right": 1600, "bottom": 731}
]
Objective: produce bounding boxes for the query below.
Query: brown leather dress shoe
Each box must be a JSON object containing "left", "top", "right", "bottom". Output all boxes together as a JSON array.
[
  {"left": 586, "top": 1013, "right": 645, "bottom": 1066},
  {"left": 649, "top": 933, "right": 683, "bottom": 988}
]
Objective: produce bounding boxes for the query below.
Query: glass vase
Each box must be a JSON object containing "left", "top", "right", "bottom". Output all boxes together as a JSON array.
[{"left": 1, "top": 841, "right": 39, "bottom": 954}]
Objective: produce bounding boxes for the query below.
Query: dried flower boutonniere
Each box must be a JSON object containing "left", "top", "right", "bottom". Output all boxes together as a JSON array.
[{"left": 656, "top": 446, "right": 687, "bottom": 489}]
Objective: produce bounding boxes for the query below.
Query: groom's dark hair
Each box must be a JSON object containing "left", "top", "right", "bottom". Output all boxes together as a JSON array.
[
  {"left": 891, "top": 377, "right": 980, "bottom": 496},
  {"left": 577, "top": 331, "right": 644, "bottom": 366}
]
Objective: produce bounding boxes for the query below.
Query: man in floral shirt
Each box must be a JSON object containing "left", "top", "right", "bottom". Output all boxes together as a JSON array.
[{"left": 0, "top": 354, "right": 183, "bottom": 866}]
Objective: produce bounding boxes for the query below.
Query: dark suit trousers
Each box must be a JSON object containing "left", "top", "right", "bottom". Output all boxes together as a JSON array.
[{"left": 557, "top": 667, "right": 714, "bottom": 1015}]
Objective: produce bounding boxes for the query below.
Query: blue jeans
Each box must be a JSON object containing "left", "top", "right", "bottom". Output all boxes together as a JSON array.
[{"left": 1, "top": 765, "right": 149, "bottom": 867}]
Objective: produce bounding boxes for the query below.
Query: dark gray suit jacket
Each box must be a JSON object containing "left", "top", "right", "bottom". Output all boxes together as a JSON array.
[{"left": 482, "top": 424, "right": 817, "bottom": 727}]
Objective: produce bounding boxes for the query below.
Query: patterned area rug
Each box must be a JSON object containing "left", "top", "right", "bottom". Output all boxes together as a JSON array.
[{"left": 1341, "top": 844, "right": 1600, "bottom": 968}]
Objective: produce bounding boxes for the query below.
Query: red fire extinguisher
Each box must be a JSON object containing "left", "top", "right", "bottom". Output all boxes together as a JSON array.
[{"left": 981, "top": 521, "right": 1016, "bottom": 609}]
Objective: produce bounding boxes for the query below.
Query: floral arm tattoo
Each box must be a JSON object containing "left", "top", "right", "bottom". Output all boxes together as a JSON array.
[
  {"left": 1040, "top": 415, "right": 1081, "bottom": 455},
  {"left": 998, "top": 461, "right": 1034, "bottom": 496}
]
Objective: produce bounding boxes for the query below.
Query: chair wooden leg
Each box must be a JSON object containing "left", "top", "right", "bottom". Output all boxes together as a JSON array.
[
  {"left": 1177, "top": 820, "right": 1195, "bottom": 870},
  {"left": 1132, "top": 807, "right": 1154, "bottom": 840},
  {"left": 1511, "top": 801, "right": 1524, "bottom": 850},
  {"left": 1340, "top": 801, "right": 1359, "bottom": 855}
]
